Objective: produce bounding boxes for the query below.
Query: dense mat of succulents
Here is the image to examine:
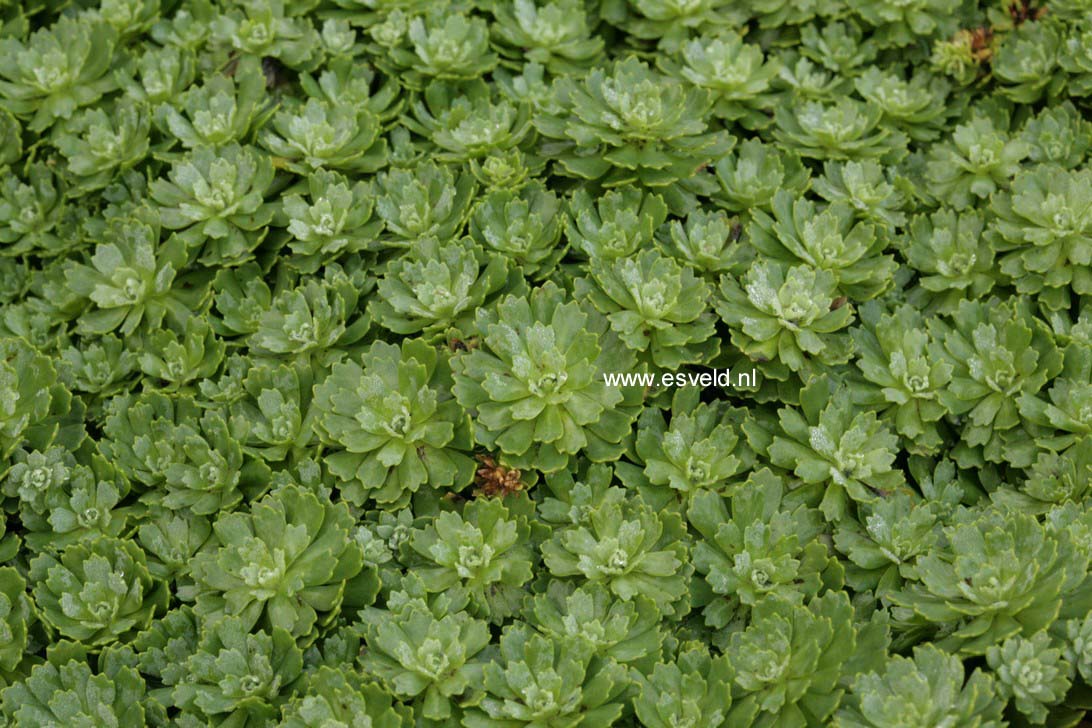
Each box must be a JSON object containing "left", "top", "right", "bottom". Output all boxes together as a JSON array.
[{"left": 0, "top": 0, "right": 1090, "bottom": 725}]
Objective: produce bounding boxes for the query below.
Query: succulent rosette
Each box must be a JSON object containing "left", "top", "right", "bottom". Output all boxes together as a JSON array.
[{"left": 0, "top": 1, "right": 1089, "bottom": 725}]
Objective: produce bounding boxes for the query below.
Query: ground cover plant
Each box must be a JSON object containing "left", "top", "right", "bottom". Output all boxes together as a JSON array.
[{"left": 0, "top": 0, "right": 1090, "bottom": 725}]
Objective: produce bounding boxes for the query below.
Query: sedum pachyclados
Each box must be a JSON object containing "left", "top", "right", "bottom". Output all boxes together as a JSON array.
[
  {"left": 452, "top": 282, "right": 639, "bottom": 472},
  {"left": 380, "top": 10, "right": 498, "bottom": 88},
  {"left": 52, "top": 99, "right": 151, "bottom": 194},
  {"left": 490, "top": 0, "right": 604, "bottom": 74},
  {"left": 406, "top": 496, "right": 535, "bottom": 622},
  {"left": 524, "top": 580, "right": 663, "bottom": 666},
  {"left": 689, "top": 469, "right": 838, "bottom": 626},
  {"left": 535, "top": 56, "right": 733, "bottom": 189},
  {"left": 716, "top": 260, "right": 855, "bottom": 380},
  {"left": 766, "top": 375, "right": 907, "bottom": 521},
  {"left": 0, "top": 164, "right": 70, "bottom": 258},
  {"left": 834, "top": 644, "right": 1005, "bottom": 728},
  {"left": 990, "top": 164, "right": 1092, "bottom": 309},
  {"left": 986, "top": 632, "right": 1072, "bottom": 724},
  {"left": 541, "top": 486, "right": 692, "bottom": 616},
  {"left": 359, "top": 578, "right": 490, "bottom": 720},
  {"left": 29, "top": 536, "right": 168, "bottom": 646},
  {"left": 276, "top": 169, "right": 382, "bottom": 273},
  {"left": 408, "top": 79, "right": 532, "bottom": 162},
  {"left": 1, "top": 657, "right": 151, "bottom": 727},
  {"left": 748, "top": 189, "right": 896, "bottom": 300},
  {"left": 278, "top": 665, "right": 412, "bottom": 728},
  {"left": 0, "top": 338, "right": 59, "bottom": 460},
  {"left": 0, "top": 15, "right": 119, "bottom": 132},
  {"left": 374, "top": 160, "right": 475, "bottom": 248},
  {"left": 260, "top": 96, "right": 388, "bottom": 176},
  {"left": 149, "top": 143, "right": 277, "bottom": 266},
  {"left": 833, "top": 489, "right": 947, "bottom": 594},
  {"left": 188, "top": 485, "right": 368, "bottom": 644},
  {"left": 469, "top": 181, "right": 565, "bottom": 278},
  {"left": 891, "top": 505, "right": 1091, "bottom": 655},
  {"left": 925, "top": 111, "right": 1029, "bottom": 210},
  {"left": 0, "top": 568, "right": 30, "bottom": 674},
  {"left": 64, "top": 215, "right": 209, "bottom": 337},
  {"left": 773, "top": 97, "right": 906, "bottom": 162},
  {"left": 629, "top": 643, "right": 735, "bottom": 728},
  {"left": 172, "top": 615, "right": 305, "bottom": 727},
  {"left": 314, "top": 338, "right": 475, "bottom": 507},
  {"left": 712, "top": 138, "right": 810, "bottom": 214},
  {"left": 928, "top": 297, "right": 1064, "bottom": 467},
  {"left": 903, "top": 208, "right": 996, "bottom": 313},
  {"left": 724, "top": 591, "right": 880, "bottom": 728},
  {"left": 577, "top": 248, "right": 719, "bottom": 369},
  {"left": 663, "top": 32, "right": 779, "bottom": 129},
  {"left": 464, "top": 622, "right": 629, "bottom": 728},
  {"left": 153, "top": 55, "right": 270, "bottom": 151},
  {"left": 371, "top": 236, "right": 515, "bottom": 340},
  {"left": 850, "top": 301, "right": 953, "bottom": 452},
  {"left": 630, "top": 387, "right": 753, "bottom": 500},
  {"left": 565, "top": 184, "right": 668, "bottom": 260},
  {"left": 0, "top": 0, "right": 1089, "bottom": 724},
  {"left": 656, "top": 207, "right": 749, "bottom": 277}
]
